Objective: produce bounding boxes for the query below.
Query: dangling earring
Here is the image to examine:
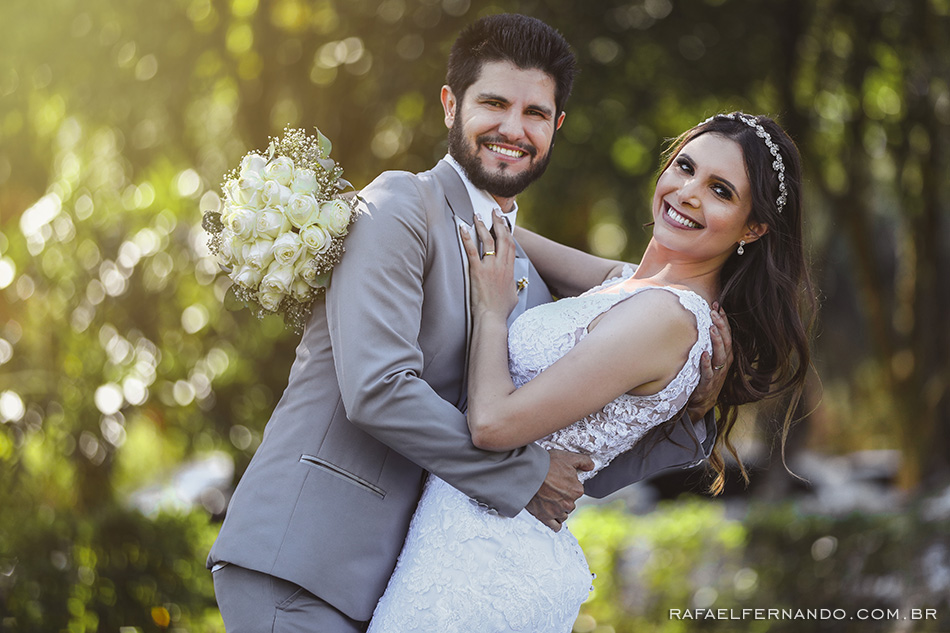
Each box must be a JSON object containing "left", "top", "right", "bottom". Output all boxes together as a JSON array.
[{"left": 737, "top": 239, "right": 746, "bottom": 256}]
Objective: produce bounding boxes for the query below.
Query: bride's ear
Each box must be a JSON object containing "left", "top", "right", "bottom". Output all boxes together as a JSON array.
[{"left": 744, "top": 222, "right": 769, "bottom": 244}]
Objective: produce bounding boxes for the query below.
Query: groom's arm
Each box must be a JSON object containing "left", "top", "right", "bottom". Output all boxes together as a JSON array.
[
  {"left": 584, "top": 409, "right": 716, "bottom": 498},
  {"left": 327, "top": 171, "right": 549, "bottom": 518},
  {"left": 515, "top": 227, "right": 629, "bottom": 298}
]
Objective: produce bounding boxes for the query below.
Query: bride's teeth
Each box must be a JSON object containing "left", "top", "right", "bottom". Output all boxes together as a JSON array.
[
  {"left": 487, "top": 144, "right": 524, "bottom": 158},
  {"left": 666, "top": 206, "right": 701, "bottom": 229}
]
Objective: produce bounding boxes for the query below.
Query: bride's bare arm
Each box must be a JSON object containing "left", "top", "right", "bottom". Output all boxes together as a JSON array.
[
  {"left": 462, "top": 216, "right": 696, "bottom": 452},
  {"left": 519, "top": 228, "right": 734, "bottom": 425},
  {"left": 516, "top": 227, "right": 629, "bottom": 298}
]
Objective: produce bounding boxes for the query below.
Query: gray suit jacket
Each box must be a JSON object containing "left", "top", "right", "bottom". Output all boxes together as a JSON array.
[{"left": 207, "top": 160, "right": 715, "bottom": 621}]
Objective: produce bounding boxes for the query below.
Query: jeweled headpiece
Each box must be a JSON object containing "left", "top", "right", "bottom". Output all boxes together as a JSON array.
[{"left": 702, "top": 112, "right": 787, "bottom": 213}]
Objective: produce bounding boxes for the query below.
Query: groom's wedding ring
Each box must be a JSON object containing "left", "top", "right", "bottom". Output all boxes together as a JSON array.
[
  {"left": 713, "top": 364, "right": 726, "bottom": 371},
  {"left": 483, "top": 250, "right": 496, "bottom": 257}
]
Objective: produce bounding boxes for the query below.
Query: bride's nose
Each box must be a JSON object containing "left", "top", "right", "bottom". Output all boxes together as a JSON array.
[{"left": 676, "top": 180, "right": 701, "bottom": 208}]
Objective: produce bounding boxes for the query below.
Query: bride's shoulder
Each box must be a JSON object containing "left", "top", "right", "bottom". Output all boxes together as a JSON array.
[{"left": 592, "top": 285, "right": 700, "bottom": 348}]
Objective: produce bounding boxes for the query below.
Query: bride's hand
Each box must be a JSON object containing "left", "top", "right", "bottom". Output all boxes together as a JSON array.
[{"left": 460, "top": 212, "right": 518, "bottom": 319}]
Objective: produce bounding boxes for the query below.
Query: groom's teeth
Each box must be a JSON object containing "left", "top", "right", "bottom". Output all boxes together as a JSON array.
[
  {"left": 487, "top": 144, "right": 525, "bottom": 158},
  {"left": 666, "top": 206, "right": 702, "bottom": 229}
]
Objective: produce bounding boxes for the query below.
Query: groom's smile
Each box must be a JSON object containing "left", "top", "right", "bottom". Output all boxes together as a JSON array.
[{"left": 484, "top": 142, "right": 530, "bottom": 160}]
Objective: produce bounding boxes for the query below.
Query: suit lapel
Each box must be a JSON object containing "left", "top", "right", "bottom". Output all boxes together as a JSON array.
[
  {"left": 434, "top": 160, "right": 475, "bottom": 226},
  {"left": 433, "top": 161, "right": 476, "bottom": 411},
  {"left": 432, "top": 161, "right": 550, "bottom": 411}
]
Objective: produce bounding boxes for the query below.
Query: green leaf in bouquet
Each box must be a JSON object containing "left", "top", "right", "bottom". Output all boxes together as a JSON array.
[
  {"left": 317, "top": 157, "right": 336, "bottom": 173},
  {"left": 315, "top": 128, "right": 332, "bottom": 156},
  {"left": 224, "top": 284, "right": 248, "bottom": 311},
  {"left": 336, "top": 178, "right": 354, "bottom": 191},
  {"left": 313, "top": 271, "right": 332, "bottom": 289}
]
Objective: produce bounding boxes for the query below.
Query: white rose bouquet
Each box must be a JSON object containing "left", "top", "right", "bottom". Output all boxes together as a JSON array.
[{"left": 202, "top": 127, "right": 360, "bottom": 331}]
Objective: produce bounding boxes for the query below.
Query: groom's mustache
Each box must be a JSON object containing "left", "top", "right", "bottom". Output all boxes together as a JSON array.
[{"left": 475, "top": 134, "right": 538, "bottom": 158}]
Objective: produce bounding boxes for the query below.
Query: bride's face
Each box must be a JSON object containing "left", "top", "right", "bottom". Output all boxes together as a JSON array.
[{"left": 651, "top": 132, "right": 765, "bottom": 262}]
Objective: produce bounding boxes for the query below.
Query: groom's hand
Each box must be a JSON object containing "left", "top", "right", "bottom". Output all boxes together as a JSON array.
[
  {"left": 526, "top": 449, "right": 594, "bottom": 532},
  {"left": 685, "top": 302, "right": 733, "bottom": 421}
]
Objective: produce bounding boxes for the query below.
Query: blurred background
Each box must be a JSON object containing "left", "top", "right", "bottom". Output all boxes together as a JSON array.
[{"left": 1, "top": 0, "right": 948, "bottom": 631}]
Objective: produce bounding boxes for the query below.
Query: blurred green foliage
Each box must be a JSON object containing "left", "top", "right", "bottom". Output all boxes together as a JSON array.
[
  {"left": 572, "top": 498, "right": 950, "bottom": 632},
  {"left": 1, "top": 0, "right": 948, "bottom": 629}
]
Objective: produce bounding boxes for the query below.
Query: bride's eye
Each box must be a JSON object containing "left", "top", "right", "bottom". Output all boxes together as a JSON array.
[
  {"left": 676, "top": 157, "right": 694, "bottom": 175},
  {"left": 712, "top": 183, "right": 733, "bottom": 200}
]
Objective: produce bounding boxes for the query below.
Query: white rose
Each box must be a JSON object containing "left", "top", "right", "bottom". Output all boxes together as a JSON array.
[
  {"left": 231, "top": 236, "right": 248, "bottom": 265},
  {"left": 290, "top": 279, "right": 313, "bottom": 302},
  {"left": 291, "top": 168, "right": 320, "bottom": 195},
  {"left": 258, "top": 290, "right": 284, "bottom": 312},
  {"left": 285, "top": 193, "right": 321, "bottom": 229},
  {"left": 245, "top": 238, "right": 275, "bottom": 271},
  {"left": 262, "top": 156, "right": 295, "bottom": 186},
  {"left": 261, "top": 180, "right": 293, "bottom": 207},
  {"left": 318, "top": 199, "right": 352, "bottom": 237},
  {"left": 261, "top": 259, "right": 295, "bottom": 295},
  {"left": 226, "top": 207, "right": 257, "bottom": 240},
  {"left": 273, "top": 232, "right": 304, "bottom": 267},
  {"left": 235, "top": 171, "right": 265, "bottom": 207},
  {"left": 232, "top": 264, "right": 263, "bottom": 289},
  {"left": 220, "top": 199, "right": 238, "bottom": 220},
  {"left": 218, "top": 228, "right": 235, "bottom": 264},
  {"left": 296, "top": 259, "right": 331, "bottom": 289},
  {"left": 240, "top": 153, "right": 266, "bottom": 177},
  {"left": 256, "top": 207, "right": 291, "bottom": 240},
  {"left": 300, "top": 224, "right": 332, "bottom": 254},
  {"left": 224, "top": 179, "right": 242, "bottom": 205}
]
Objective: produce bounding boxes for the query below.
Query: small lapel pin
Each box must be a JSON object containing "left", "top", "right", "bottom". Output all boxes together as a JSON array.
[{"left": 517, "top": 277, "right": 529, "bottom": 292}]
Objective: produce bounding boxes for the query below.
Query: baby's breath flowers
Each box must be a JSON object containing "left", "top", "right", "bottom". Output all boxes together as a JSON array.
[{"left": 202, "top": 127, "right": 360, "bottom": 332}]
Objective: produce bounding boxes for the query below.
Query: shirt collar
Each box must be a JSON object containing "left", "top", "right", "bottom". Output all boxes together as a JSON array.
[{"left": 444, "top": 153, "right": 518, "bottom": 230}]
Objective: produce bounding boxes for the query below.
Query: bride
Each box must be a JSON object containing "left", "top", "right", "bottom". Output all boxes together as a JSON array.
[{"left": 368, "top": 112, "right": 816, "bottom": 632}]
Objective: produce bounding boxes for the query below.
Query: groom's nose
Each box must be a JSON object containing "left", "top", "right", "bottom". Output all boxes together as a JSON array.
[{"left": 497, "top": 110, "right": 527, "bottom": 142}]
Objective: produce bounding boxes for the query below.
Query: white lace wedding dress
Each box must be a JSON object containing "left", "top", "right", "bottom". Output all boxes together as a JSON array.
[{"left": 368, "top": 269, "right": 712, "bottom": 632}]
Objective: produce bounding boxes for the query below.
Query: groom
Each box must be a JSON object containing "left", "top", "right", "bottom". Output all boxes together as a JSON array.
[{"left": 208, "top": 14, "right": 725, "bottom": 632}]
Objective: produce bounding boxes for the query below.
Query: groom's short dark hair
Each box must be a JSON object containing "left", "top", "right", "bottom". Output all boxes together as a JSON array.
[{"left": 446, "top": 14, "right": 577, "bottom": 115}]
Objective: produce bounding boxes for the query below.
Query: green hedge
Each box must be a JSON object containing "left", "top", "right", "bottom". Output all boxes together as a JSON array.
[
  {"left": 0, "top": 504, "right": 221, "bottom": 632},
  {"left": 571, "top": 497, "right": 950, "bottom": 633}
]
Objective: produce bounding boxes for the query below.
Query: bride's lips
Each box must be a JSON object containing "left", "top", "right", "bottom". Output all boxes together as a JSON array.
[{"left": 662, "top": 201, "right": 704, "bottom": 229}]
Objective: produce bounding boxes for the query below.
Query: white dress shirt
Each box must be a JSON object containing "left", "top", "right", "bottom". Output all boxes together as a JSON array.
[
  {"left": 444, "top": 154, "right": 518, "bottom": 231},
  {"left": 444, "top": 154, "right": 531, "bottom": 325}
]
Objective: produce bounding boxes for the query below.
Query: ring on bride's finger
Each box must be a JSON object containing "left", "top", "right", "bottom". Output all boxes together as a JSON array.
[
  {"left": 713, "top": 364, "right": 725, "bottom": 371},
  {"left": 483, "top": 250, "right": 496, "bottom": 257}
]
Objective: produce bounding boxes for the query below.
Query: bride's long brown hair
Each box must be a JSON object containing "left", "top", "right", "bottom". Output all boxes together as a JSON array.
[{"left": 659, "top": 113, "right": 817, "bottom": 494}]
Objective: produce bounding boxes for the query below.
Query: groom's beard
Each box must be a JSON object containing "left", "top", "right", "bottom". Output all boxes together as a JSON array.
[{"left": 447, "top": 117, "right": 555, "bottom": 199}]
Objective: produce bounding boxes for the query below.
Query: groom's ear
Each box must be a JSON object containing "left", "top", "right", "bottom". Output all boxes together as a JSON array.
[
  {"left": 556, "top": 111, "right": 565, "bottom": 130},
  {"left": 441, "top": 86, "right": 457, "bottom": 128}
]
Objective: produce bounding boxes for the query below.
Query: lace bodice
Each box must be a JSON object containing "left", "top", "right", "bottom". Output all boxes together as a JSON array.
[
  {"left": 368, "top": 267, "right": 713, "bottom": 633},
  {"left": 508, "top": 265, "right": 712, "bottom": 481}
]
